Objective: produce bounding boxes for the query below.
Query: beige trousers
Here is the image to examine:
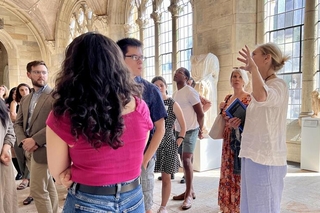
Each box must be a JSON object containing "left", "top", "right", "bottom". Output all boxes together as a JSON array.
[
  {"left": 25, "top": 151, "right": 59, "bottom": 213},
  {"left": 0, "top": 162, "right": 18, "bottom": 213}
]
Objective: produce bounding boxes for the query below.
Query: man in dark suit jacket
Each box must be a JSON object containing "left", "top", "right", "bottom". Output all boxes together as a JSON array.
[{"left": 14, "top": 60, "right": 58, "bottom": 213}]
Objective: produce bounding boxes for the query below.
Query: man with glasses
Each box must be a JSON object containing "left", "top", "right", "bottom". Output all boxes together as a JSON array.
[
  {"left": 117, "top": 38, "right": 167, "bottom": 213},
  {"left": 14, "top": 60, "right": 58, "bottom": 213}
]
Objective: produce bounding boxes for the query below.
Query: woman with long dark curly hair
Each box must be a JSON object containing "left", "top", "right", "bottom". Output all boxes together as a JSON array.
[{"left": 46, "top": 32, "right": 153, "bottom": 212}]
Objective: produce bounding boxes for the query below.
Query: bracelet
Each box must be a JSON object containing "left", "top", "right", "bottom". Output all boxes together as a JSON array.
[{"left": 176, "top": 136, "right": 185, "bottom": 140}]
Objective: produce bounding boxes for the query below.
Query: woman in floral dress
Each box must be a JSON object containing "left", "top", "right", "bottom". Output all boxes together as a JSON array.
[{"left": 218, "top": 68, "right": 251, "bottom": 213}]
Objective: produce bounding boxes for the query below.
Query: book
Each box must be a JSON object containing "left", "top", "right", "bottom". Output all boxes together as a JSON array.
[{"left": 225, "top": 98, "right": 247, "bottom": 131}]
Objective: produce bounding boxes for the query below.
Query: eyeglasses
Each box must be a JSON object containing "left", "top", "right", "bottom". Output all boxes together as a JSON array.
[
  {"left": 31, "top": 70, "right": 48, "bottom": 75},
  {"left": 125, "top": 55, "right": 147, "bottom": 61}
]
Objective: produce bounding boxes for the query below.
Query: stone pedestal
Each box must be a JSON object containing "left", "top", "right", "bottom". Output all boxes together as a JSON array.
[
  {"left": 193, "top": 137, "right": 222, "bottom": 172},
  {"left": 287, "top": 141, "right": 301, "bottom": 163}
]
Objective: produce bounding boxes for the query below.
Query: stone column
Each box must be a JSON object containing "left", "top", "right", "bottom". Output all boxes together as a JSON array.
[
  {"left": 256, "top": 0, "right": 265, "bottom": 44},
  {"left": 168, "top": 1, "right": 180, "bottom": 73},
  {"left": 136, "top": 18, "right": 148, "bottom": 42},
  {"left": 300, "top": 0, "right": 316, "bottom": 117},
  {"left": 136, "top": 0, "right": 149, "bottom": 43},
  {"left": 124, "top": 0, "right": 136, "bottom": 38},
  {"left": 150, "top": 11, "right": 161, "bottom": 76},
  {"left": 83, "top": 4, "right": 93, "bottom": 31}
]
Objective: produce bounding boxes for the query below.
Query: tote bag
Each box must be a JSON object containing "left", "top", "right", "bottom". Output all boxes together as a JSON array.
[
  {"left": 209, "top": 95, "right": 232, "bottom": 139},
  {"left": 209, "top": 114, "right": 225, "bottom": 139}
]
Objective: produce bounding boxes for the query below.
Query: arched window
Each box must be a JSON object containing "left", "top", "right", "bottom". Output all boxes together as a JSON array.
[
  {"left": 265, "top": 0, "right": 305, "bottom": 119},
  {"left": 177, "top": 0, "right": 193, "bottom": 70},
  {"left": 159, "top": 0, "right": 173, "bottom": 92},
  {"left": 69, "top": 4, "right": 93, "bottom": 44},
  {"left": 316, "top": 0, "right": 320, "bottom": 91},
  {"left": 136, "top": 0, "right": 193, "bottom": 95}
]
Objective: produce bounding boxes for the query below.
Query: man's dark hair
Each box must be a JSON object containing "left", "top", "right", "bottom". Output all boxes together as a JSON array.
[
  {"left": 181, "top": 67, "right": 191, "bottom": 81},
  {"left": 116, "top": 38, "right": 143, "bottom": 57},
  {"left": 26, "top": 60, "right": 47, "bottom": 72}
]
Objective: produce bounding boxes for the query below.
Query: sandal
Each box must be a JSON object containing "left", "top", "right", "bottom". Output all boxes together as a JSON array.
[
  {"left": 17, "top": 180, "right": 29, "bottom": 190},
  {"left": 172, "top": 192, "right": 196, "bottom": 200},
  {"left": 23, "top": 196, "right": 33, "bottom": 205},
  {"left": 181, "top": 196, "right": 192, "bottom": 210}
]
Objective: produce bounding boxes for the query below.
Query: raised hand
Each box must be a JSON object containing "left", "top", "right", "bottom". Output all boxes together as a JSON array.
[{"left": 237, "top": 45, "right": 257, "bottom": 73}]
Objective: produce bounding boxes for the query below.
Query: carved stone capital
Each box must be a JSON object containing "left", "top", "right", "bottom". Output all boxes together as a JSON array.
[
  {"left": 168, "top": 3, "right": 180, "bottom": 17},
  {"left": 136, "top": 18, "right": 149, "bottom": 28},
  {"left": 94, "top": 14, "right": 108, "bottom": 24},
  {"left": 45, "top": 40, "right": 55, "bottom": 53},
  {"left": 150, "top": 12, "right": 161, "bottom": 23},
  {"left": 124, "top": 23, "right": 137, "bottom": 34}
]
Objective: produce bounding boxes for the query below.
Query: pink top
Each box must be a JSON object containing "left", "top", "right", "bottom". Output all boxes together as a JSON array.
[{"left": 46, "top": 97, "right": 153, "bottom": 186}]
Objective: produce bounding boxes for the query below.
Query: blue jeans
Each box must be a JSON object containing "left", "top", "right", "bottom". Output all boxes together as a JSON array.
[{"left": 63, "top": 182, "right": 144, "bottom": 213}]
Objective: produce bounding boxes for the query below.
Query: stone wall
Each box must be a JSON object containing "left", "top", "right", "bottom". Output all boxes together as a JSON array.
[
  {"left": 193, "top": 0, "right": 258, "bottom": 104},
  {"left": 0, "top": 8, "right": 42, "bottom": 88}
]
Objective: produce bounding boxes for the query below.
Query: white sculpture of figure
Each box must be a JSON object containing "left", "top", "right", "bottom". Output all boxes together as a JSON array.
[
  {"left": 312, "top": 90, "right": 320, "bottom": 118},
  {"left": 191, "top": 53, "right": 219, "bottom": 134}
]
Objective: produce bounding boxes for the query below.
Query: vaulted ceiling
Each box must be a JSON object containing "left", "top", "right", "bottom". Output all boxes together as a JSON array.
[{"left": 0, "top": 0, "right": 126, "bottom": 41}]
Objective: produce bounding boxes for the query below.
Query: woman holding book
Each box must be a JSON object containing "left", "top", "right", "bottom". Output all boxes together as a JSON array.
[
  {"left": 218, "top": 68, "right": 251, "bottom": 213},
  {"left": 237, "top": 43, "right": 289, "bottom": 213}
]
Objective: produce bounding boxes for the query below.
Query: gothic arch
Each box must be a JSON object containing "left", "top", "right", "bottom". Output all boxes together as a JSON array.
[
  {"left": 0, "top": 1, "right": 50, "bottom": 65},
  {"left": 55, "top": 0, "right": 109, "bottom": 49},
  {"left": 0, "top": 31, "right": 20, "bottom": 88}
]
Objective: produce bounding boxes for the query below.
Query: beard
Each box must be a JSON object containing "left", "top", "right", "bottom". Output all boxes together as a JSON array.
[{"left": 31, "top": 79, "right": 46, "bottom": 88}]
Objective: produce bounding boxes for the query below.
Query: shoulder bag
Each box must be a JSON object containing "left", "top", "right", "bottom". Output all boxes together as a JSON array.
[{"left": 209, "top": 95, "right": 231, "bottom": 139}]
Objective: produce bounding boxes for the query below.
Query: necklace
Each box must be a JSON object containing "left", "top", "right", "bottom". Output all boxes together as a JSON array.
[{"left": 264, "top": 73, "right": 275, "bottom": 81}]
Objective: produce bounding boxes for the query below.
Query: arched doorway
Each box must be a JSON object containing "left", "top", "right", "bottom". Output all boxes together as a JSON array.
[{"left": 0, "top": 42, "right": 9, "bottom": 87}]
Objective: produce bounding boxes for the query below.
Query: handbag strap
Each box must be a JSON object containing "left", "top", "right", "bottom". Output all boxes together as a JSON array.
[{"left": 219, "top": 95, "right": 232, "bottom": 114}]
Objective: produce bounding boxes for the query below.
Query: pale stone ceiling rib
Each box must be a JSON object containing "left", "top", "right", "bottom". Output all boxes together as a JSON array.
[
  {"left": 3, "top": 0, "right": 111, "bottom": 41},
  {"left": 9, "top": 0, "right": 60, "bottom": 40}
]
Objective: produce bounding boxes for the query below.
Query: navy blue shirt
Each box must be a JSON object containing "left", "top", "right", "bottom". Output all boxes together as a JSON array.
[{"left": 135, "top": 76, "right": 167, "bottom": 152}]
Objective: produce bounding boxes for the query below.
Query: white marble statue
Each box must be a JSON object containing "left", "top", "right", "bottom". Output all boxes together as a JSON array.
[
  {"left": 191, "top": 53, "right": 219, "bottom": 134},
  {"left": 312, "top": 90, "right": 320, "bottom": 118}
]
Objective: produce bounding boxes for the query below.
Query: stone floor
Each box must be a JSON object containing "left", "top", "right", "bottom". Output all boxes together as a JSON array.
[{"left": 16, "top": 162, "right": 320, "bottom": 213}]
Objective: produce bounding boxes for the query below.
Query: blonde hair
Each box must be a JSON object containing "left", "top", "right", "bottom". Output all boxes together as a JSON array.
[
  {"left": 258, "top": 42, "right": 290, "bottom": 72},
  {"left": 230, "top": 68, "right": 249, "bottom": 87},
  {"left": 0, "top": 85, "right": 9, "bottom": 99}
]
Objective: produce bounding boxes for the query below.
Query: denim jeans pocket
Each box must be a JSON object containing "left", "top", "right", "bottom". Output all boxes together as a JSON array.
[{"left": 63, "top": 185, "right": 145, "bottom": 213}]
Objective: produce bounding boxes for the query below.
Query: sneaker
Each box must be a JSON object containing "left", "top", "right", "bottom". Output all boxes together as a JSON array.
[{"left": 180, "top": 176, "right": 185, "bottom": 184}]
